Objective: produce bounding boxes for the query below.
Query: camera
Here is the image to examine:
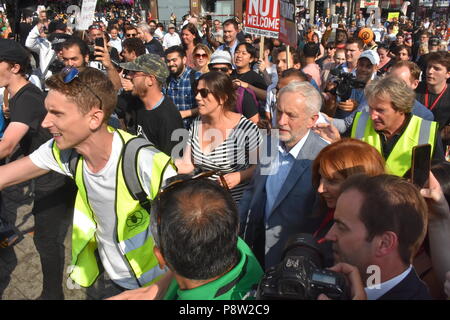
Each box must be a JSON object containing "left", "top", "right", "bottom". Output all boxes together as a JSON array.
[
  {"left": 328, "top": 68, "right": 366, "bottom": 101},
  {"left": 256, "top": 233, "right": 350, "bottom": 300}
]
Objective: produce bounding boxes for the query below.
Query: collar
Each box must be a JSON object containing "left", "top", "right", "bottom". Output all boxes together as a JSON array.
[
  {"left": 365, "top": 265, "right": 412, "bottom": 300},
  {"left": 278, "top": 130, "right": 310, "bottom": 159},
  {"left": 169, "top": 238, "right": 250, "bottom": 300}
]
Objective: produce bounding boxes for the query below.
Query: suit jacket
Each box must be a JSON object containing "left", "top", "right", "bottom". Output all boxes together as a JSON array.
[
  {"left": 239, "top": 131, "right": 328, "bottom": 270},
  {"left": 378, "top": 268, "right": 432, "bottom": 300}
]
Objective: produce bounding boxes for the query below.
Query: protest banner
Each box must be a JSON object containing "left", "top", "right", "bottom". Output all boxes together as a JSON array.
[
  {"left": 77, "top": 0, "right": 97, "bottom": 30},
  {"left": 279, "top": 0, "right": 297, "bottom": 48},
  {"left": 244, "top": 0, "right": 280, "bottom": 38}
]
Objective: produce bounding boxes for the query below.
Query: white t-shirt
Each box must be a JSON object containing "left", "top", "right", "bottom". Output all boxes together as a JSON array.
[{"left": 29, "top": 132, "right": 176, "bottom": 289}]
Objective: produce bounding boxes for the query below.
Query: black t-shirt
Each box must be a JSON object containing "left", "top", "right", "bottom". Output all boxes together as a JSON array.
[
  {"left": 231, "top": 70, "right": 268, "bottom": 91},
  {"left": 116, "top": 91, "right": 143, "bottom": 135},
  {"left": 239, "top": 90, "right": 259, "bottom": 119},
  {"left": 9, "top": 83, "right": 50, "bottom": 156},
  {"left": 415, "top": 82, "right": 450, "bottom": 129},
  {"left": 145, "top": 38, "right": 164, "bottom": 57},
  {"left": 9, "top": 82, "right": 65, "bottom": 191},
  {"left": 135, "top": 96, "right": 185, "bottom": 156}
]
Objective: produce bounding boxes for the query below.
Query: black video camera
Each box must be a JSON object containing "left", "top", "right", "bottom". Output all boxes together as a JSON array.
[
  {"left": 329, "top": 68, "right": 366, "bottom": 101},
  {"left": 256, "top": 233, "right": 350, "bottom": 300}
]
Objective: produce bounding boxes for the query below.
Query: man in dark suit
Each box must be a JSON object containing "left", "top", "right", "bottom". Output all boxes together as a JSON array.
[
  {"left": 239, "top": 81, "right": 329, "bottom": 270},
  {"left": 322, "top": 174, "right": 431, "bottom": 300}
]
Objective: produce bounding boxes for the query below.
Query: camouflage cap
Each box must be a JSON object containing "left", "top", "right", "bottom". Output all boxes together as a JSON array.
[{"left": 120, "top": 53, "right": 169, "bottom": 84}]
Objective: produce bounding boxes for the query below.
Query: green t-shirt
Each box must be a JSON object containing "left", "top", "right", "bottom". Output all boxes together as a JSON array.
[{"left": 163, "top": 237, "right": 263, "bottom": 300}]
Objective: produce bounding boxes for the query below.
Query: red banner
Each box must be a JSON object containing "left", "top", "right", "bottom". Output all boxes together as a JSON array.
[{"left": 244, "top": 0, "right": 280, "bottom": 38}]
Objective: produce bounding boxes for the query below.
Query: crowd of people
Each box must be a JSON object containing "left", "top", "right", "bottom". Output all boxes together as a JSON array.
[{"left": 0, "top": 3, "right": 450, "bottom": 301}]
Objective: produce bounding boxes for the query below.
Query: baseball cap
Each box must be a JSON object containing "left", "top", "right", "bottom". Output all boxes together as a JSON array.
[
  {"left": 120, "top": 53, "right": 169, "bottom": 84},
  {"left": 359, "top": 50, "right": 380, "bottom": 65},
  {"left": 0, "top": 39, "right": 29, "bottom": 63},
  {"left": 429, "top": 37, "right": 440, "bottom": 47},
  {"left": 208, "top": 50, "right": 232, "bottom": 67},
  {"left": 168, "top": 24, "right": 176, "bottom": 29}
]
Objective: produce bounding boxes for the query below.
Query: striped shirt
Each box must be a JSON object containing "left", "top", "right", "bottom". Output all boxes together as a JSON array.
[{"left": 189, "top": 116, "right": 262, "bottom": 203}]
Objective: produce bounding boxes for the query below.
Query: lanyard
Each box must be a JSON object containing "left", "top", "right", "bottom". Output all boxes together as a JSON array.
[{"left": 425, "top": 84, "right": 447, "bottom": 111}]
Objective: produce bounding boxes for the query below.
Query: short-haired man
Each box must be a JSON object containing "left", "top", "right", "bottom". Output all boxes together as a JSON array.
[
  {"left": 351, "top": 76, "right": 443, "bottom": 176},
  {"left": 240, "top": 81, "right": 328, "bottom": 269},
  {"left": 151, "top": 177, "right": 263, "bottom": 300},
  {"left": 61, "top": 36, "right": 122, "bottom": 92},
  {"left": 0, "top": 39, "right": 74, "bottom": 299},
  {"left": 120, "top": 54, "right": 184, "bottom": 155},
  {"left": 264, "top": 46, "right": 302, "bottom": 127},
  {"left": 0, "top": 67, "right": 176, "bottom": 298},
  {"left": 121, "top": 37, "right": 146, "bottom": 63},
  {"left": 231, "top": 42, "right": 268, "bottom": 102},
  {"left": 215, "top": 19, "right": 240, "bottom": 67},
  {"left": 415, "top": 52, "right": 450, "bottom": 152},
  {"left": 108, "top": 26, "right": 122, "bottom": 53},
  {"left": 162, "top": 24, "right": 181, "bottom": 50},
  {"left": 324, "top": 174, "right": 431, "bottom": 300},
  {"left": 137, "top": 22, "right": 164, "bottom": 57},
  {"left": 342, "top": 37, "right": 364, "bottom": 74},
  {"left": 389, "top": 61, "right": 434, "bottom": 121},
  {"left": 164, "top": 46, "right": 201, "bottom": 129},
  {"left": 302, "top": 42, "right": 322, "bottom": 88}
]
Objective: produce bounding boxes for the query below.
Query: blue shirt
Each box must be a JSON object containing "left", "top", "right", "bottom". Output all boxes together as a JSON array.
[
  {"left": 265, "top": 131, "right": 310, "bottom": 221},
  {"left": 165, "top": 67, "right": 201, "bottom": 129}
]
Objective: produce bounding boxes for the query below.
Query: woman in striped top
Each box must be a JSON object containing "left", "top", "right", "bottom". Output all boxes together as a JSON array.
[{"left": 175, "top": 71, "right": 262, "bottom": 203}]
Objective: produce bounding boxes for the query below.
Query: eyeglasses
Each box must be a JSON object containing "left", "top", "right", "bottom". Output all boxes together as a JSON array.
[
  {"left": 196, "top": 87, "right": 211, "bottom": 98},
  {"left": 61, "top": 67, "right": 103, "bottom": 110},
  {"left": 194, "top": 53, "right": 208, "bottom": 59},
  {"left": 150, "top": 170, "right": 229, "bottom": 248},
  {"left": 126, "top": 33, "right": 137, "bottom": 38},
  {"left": 210, "top": 67, "right": 229, "bottom": 73}
]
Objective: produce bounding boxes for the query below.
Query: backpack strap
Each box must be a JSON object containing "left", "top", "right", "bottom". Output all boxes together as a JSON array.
[
  {"left": 236, "top": 86, "right": 245, "bottom": 114},
  {"left": 66, "top": 149, "right": 81, "bottom": 178},
  {"left": 189, "top": 69, "right": 197, "bottom": 92},
  {"left": 121, "top": 137, "right": 157, "bottom": 213}
]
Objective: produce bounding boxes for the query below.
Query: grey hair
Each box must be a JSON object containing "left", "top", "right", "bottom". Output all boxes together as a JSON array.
[
  {"left": 365, "top": 76, "right": 415, "bottom": 113},
  {"left": 277, "top": 81, "right": 322, "bottom": 115},
  {"left": 137, "top": 22, "right": 153, "bottom": 35}
]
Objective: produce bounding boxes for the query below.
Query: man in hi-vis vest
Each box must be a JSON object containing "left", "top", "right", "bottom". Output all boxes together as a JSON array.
[
  {"left": 350, "top": 76, "right": 444, "bottom": 176},
  {"left": 0, "top": 67, "right": 176, "bottom": 298}
]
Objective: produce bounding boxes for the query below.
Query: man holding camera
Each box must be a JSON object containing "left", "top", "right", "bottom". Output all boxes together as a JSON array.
[
  {"left": 25, "top": 19, "right": 69, "bottom": 87},
  {"left": 332, "top": 50, "right": 378, "bottom": 121},
  {"left": 322, "top": 174, "right": 431, "bottom": 300}
]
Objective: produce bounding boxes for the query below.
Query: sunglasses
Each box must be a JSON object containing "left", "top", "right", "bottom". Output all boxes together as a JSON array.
[
  {"left": 196, "top": 87, "right": 212, "bottom": 98},
  {"left": 210, "top": 67, "right": 229, "bottom": 73},
  {"left": 126, "top": 33, "right": 137, "bottom": 37},
  {"left": 88, "top": 24, "right": 101, "bottom": 30},
  {"left": 150, "top": 170, "right": 229, "bottom": 248},
  {"left": 61, "top": 67, "right": 103, "bottom": 110},
  {"left": 194, "top": 53, "right": 208, "bottom": 59}
]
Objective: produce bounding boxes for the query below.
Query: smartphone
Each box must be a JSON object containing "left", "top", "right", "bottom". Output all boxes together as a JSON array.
[
  {"left": 411, "top": 144, "right": 432, "bottom": 188},
  {"left": 94, "top": 37, "right": 105, "bottom": 48}
]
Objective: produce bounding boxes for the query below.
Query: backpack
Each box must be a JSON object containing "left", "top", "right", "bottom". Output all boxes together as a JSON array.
[
  {"left": 66, "top": 136, "right": 163, "bottom": 212},
  {"left": 236, "top": 86, "right": 259, "bottom": 115}
]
